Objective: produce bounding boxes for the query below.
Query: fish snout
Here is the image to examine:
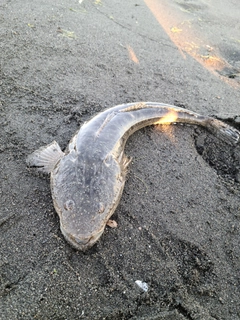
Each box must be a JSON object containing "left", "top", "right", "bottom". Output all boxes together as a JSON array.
[{"left": 60, "top": 224, "right": 104, "bottom": 251}]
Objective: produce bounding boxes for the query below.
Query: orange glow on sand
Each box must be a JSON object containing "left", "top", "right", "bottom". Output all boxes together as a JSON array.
[
  {"left": 143, "top": 0, "right": 186, "bottom": 58},
  {"left": 127, "top": 45, "right": 139, "bottom": 64},
  {"left": 154, "top": 110, "right": 178, "bottom": 142},
  {"left": 144, "top": 0, "right": 237, "bottom": 87}
]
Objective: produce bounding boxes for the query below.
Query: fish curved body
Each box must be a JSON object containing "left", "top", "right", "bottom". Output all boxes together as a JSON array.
[{"left": 27, "top": 102, "right": 240, "bottom": 250}]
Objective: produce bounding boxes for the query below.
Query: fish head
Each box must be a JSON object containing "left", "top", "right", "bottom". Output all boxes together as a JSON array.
[{"left": 51, "top": 152, "right": 125, "bottom": 250}]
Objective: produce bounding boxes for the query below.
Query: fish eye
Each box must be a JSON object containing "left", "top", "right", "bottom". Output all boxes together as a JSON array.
[
  {"left": 64, "top": 199, "right": 75, "bottom": 211},
  {"left": 98, "top": 202, "right": 105, "bottom": 214}
]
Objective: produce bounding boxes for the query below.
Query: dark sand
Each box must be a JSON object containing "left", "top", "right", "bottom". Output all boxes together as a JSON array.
[{"left": 0, "top": 0, "right": 240, "bottom": 319}]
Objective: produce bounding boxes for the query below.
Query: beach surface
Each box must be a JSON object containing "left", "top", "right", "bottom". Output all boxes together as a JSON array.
[{"left": 0, "top": 1, "right": 240, "bottom": 319}]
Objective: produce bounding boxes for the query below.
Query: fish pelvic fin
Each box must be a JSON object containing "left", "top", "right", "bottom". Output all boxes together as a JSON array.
[{"left": 26, "top": 141, "right": 64, "bottom": 173}]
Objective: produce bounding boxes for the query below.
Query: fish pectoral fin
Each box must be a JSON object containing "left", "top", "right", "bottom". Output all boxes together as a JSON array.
[
  {"left": 118, "top": 151, "right": 132, "bottom": 173},
  {"left": 122, "top": 155, "right": 132, "bottom": 171},
  {"left": 26, "top": 141, "right": 64, "bottom": 173}
]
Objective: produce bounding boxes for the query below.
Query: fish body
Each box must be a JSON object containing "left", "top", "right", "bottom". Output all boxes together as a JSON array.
[{"left": 27, "top": 102, "right": 239, "bottom": 250}]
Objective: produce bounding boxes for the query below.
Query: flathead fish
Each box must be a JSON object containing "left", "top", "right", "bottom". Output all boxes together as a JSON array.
[{"left": 27, "top": 102, "right": 239, "bottom": 250}]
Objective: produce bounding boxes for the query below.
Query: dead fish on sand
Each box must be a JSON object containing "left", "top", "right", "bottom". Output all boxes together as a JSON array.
[{"left": 27, "top": 102, "right": 240, "bottom": 250}]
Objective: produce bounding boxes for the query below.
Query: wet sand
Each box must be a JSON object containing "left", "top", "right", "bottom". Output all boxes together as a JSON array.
[{"left": 0, "top": 0, "right": 240, "bottom": 319}]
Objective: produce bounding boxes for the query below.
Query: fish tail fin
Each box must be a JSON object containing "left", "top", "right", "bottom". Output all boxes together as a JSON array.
[
  {"left": 206, "top": 118, "right": 240, "bottom": 145},
  {"left": 26, "top": 141, "right": 64, "bottom": 173}
]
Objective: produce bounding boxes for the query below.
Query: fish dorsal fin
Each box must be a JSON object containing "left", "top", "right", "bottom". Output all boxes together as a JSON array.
[
  {"left": 120, "top": 102, "right": 147, "bottom": 112},
  {"left": 95, "top": 112, "right": 116, "bottom": 139},
  {"left": 26, "top": 141, "right": 64, "bottom": 173}
]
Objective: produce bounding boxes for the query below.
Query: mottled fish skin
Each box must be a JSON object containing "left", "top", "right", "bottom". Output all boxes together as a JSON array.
[{"left": 28, "top": 102, "right": 240, "bottom": 250}]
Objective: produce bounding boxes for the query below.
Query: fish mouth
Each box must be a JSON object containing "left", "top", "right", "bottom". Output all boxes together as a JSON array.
[{"left": 60, "top": 224, "right": 104, "bottom": 251}]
